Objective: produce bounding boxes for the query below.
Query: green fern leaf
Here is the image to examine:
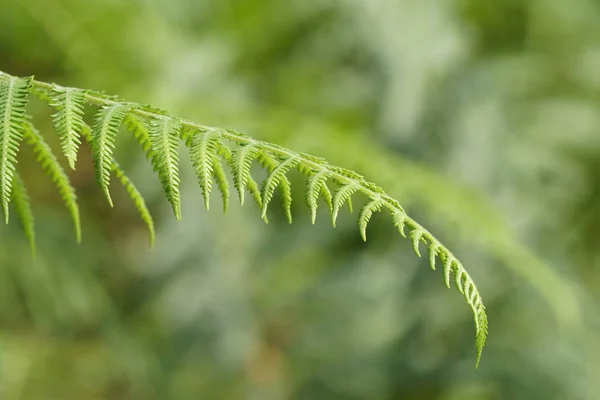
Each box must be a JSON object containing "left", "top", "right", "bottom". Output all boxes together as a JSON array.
[
  {"left": 23, "top": 120, "right": 81, "bottom": 242},
  {"left": 409, "top": 228, "right": 425, "bottom": 257},
  {"left": 230, "top": 143, "right": 260, "bottom": 205},
  {"left": 434, "top": 249, "right": 488, "bottom": 367},
  {"left": 148, "top": 116, "right": 182, "bottom": 219},
  {"left": 443, "top": 254, "right": 457, "bottom": 290},
  {"left": 454, "top": 268, "right": 467, "bottom": 295},
  {"left": 124, "top": 114, "right": 154, "bottom": 158},
  {"left": 0, "top": 71, "right": 489, "bottom": 367},
  {"left": 11, "top": 172, "right": 35, "bottom": 255},
  {"left": 81, "top": 124, "right": 154, "bottom": 245},
  {"left": 49, "top": 86, "right": 86, "bottom": 169},
  {"left": 0, "top": 76, "right": 31, "bottom": 223},
  {"left": 220, "top": 145, "right": 264, "bottom": 219},
  {"left": 392, "top": 210, "right": 408, "bottom": 238},
  {"left": 255, "top": 152, "right": 293, "bottom": 223},
  {"left": 259, "top": 155, "right": 298, "bottom": 221},
  {"left": 320, "top": 183, "right": 333, "bottom": 217},
  {"left": 279, "top": 172, "right": 293, "bottom": 224},
  {"left": 474, "top": 307, "right": 488, "bottom": 367},
  {"left": 428, "top": 243, "right": 440, "bottom": 270},
  {"left": 332, "top": 182, "right": 359, "bottom": 227},
  {"left": 112, "top": 161, "right": 155, "bottom": 247},
  {"left": 91, "top": 103, "right": 130, "bottom": 207},
  {"left": 248, "top": 178, "right": 267, "bottom": 222},
  {"left": 305, "top": 170, "right": 331, "bottom": 224},
  {"left": 358, "top": 198, "right": 385, "bottom": 241},
  {"left": 213, "top": 147, "right": 230, "bottom": 213},
  {"left": 346, "top": 197, "right": 354, "bottom": 214},
  {"left": 180, "top": 125, "right": 199, "bottom": 145},
  {"left": 189, "top": 129, "right": 221, "bottom": 210}
]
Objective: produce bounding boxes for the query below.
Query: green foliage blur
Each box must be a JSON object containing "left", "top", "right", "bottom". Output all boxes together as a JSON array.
[{"left": 1, "top": 0, "right": 600, "bottom": 398}]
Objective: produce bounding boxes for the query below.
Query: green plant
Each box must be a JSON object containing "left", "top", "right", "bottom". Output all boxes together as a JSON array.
[{"left": 0, "top": 71, "right": 488, "bottom": 366}]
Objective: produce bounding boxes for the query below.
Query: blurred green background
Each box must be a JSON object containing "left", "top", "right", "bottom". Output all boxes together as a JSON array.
[{"left": 1, "top": 0, "right": 600, "bottom": 399}]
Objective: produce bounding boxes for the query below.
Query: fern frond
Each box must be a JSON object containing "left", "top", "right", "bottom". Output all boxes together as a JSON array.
[
  {"left": 331, "top": 182, "right": 359, "bottom": 227},
  {"left": 49, "top": 86, "right": 86, "bottom": 169},
  {"left": 80, "top": 124, "right": 154, "bottom": 246},
  {"left": 213, "top": 147, "right": 230, "bottom": 214},
  {"left": 230, "top": 143, "right": 260, "bottom": 205},
  {"left": 393, "top": 209, "right": 408, "bottom": 238},
  {"left": 257, "top": 153, "right": 298, "bottom": 222},
  {"left": 11, "top": 172, "right": 35, "bottom": 255},
  {"left": 112, "top": 161, "right": 155, "bottom": 247},
  {"left": 220, "top": 145, "right": 263, "bottom": 218},
  {"left": 23, "top": 120, "right": 81, "bottom": 243},
  {"left": 0, "top": 76, "right": 32, "bottom": 223},
  {"left": 148, "top": 117, "right": 182, "bottom": 220},
  {"left": 279, "top": 173, "right": 294, "bottom": 224},
  {"left": 247, "top": 180, "right": 267, "bottom": 224},
  {"left": 91, "top": 103, "right": 130, "bottom": 207},
  {"left": 189, "top": 129, "right": 221, "bottom": 210},
  {"left": 0, "top": 71, "right": 489, "bottom": 367},
  {"left": 391, "top": 209, "right": 488, "bottom": 367},
  {"left": 428, "top": 242, "right": 440, "bottom": 270},
  {"left": 124, "top": 114, "right": 153, "bottom": 158},
  {"left": 345, "top": 196, "right": 354, "bottom": 214},
  {"left": 358, "top": 197, "right": 385, "bottom": 241},
  {"left": 188, "top": 130, "right": 231, "bottom": 213},
  {"left": 304, "top": 170, "right": 330, "bottom": 224},
  {"left": 409, "top": 227, "right": 425, "bottom": 257}
]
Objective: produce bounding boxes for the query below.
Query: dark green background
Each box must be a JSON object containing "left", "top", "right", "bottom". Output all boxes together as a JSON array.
[{"left": 1, "top": 0, "right": 598, "bottom": 399}]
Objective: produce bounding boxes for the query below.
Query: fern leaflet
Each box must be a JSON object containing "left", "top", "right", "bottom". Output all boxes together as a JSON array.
[
  {"left": 11, "top": 172, "right": 35, "bottom": 255},
  {"left": 332, "top": 182, "right": 359, "bottom": 227},
  {"left": 409, "top": 227, "right": 425, "bottom": 257},
  {"left": 112, "top": 161, "right": 155, "bottom": 247},
  {"left": 124, "top": 114, "right": 153, "bottom": 158},
  {"left": 304, "top": 170, "right": 331, "bottom": 224},
  {"left": 230, "top": 143, "right": 261, "bottom": 205},
  {"left": 148, "top": 117, "right": 182, "bottom": 220},
  {"left": 22, "top": 120, "right": 81, "bottom": 243},
  {"left": 213, "top": 147, "right": 230, "bottom": 213},
  {"left": 91, "top": 103, "right": 130, "bottom": 207},
  {"left": 49, "top": 86, "right": 86, "bottom": 170},
  {"left": 81, "top": 124, "right": 155, "bottom": 246},
  {"left": 258, "top": 154, "right": 298, "bottom": 222},
  {"left": 189, "top": 129, "right": 221, "bottom": 210},
  {"left": 358, "top": 197, "right": 385, "bottom": 241},
  {"left": 0, "top": 76, "right": 31, "bottom": 223}
]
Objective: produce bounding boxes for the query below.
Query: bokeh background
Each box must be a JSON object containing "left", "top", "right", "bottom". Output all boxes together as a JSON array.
[{"left": 1, "top": 0, "right": 600, "bottom": 399}]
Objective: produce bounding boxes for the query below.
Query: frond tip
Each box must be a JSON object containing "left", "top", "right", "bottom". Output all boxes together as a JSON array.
[
  {"left": 0, "top": 70, "right": 489, "bottom": 367},
  {"left": 391, "top": 209, "right": 487, "bottom": 367}
]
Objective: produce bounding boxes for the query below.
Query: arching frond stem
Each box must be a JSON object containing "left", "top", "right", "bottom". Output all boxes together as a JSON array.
[{"left": 9, "top": 74, "right": 487, "bottom": 367}]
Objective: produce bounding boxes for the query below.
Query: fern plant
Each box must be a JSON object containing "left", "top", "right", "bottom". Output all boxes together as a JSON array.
[{"left": 0, "top": 70, "right": 488, "bottom": 367}]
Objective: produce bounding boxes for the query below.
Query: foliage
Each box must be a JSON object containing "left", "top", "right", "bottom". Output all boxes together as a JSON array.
[
  {"left": 2, "top": 0, "right": 600, "bottom": 399},
  {"left": 0, "top": 70, "right": 488, "bottom": 366}
]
